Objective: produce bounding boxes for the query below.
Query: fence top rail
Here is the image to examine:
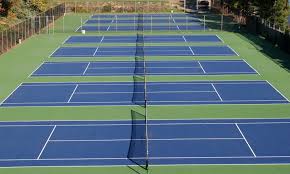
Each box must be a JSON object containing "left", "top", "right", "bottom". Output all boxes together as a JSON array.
[{"left": 64, "top": 0, "right": 168, "bottom": 3}]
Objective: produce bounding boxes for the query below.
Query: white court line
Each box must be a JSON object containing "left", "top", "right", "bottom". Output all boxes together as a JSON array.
[
  {"left": 243, "top": 59, "right": 260, "bottom": 75},
  {"left": 215, "top": 34, "right": 224, "bottom": 43},
  {"left": 20, "top": 80, "right": 269, "bottom": 86},
  {"left": 1, "top": 117, "right": 290, "bottom": 124},
  {"left": 0, "top": 82, "right": 23, "bottom": 106},
  {"left": 4, "top": 155, "right": 290, "bottom": 162},
  {"left": 92, "top": 47, "right": 99, "bottom": 56},
  {"left": 42, "top": 60, "right": 247, "bottom": 64},
  {"left": 28, "top": 62, "right": 45, "bottom": 77},
  {"left": 37, "top": 125, "right": 56, "bottom": 160},
  {"left": 75, "top": 91, "right": 216, "bottom": 94},
  {"left": 265, "top": 80, "right": 290, "bottom": 102},
  {"left": 67, "top": 85, "right": 78, "bottom": 103},
  {"left": 62, "top": 36, "right": 70, "bottom": 45},
  {"left": 188, "top": 46, "right": 195, "bottom": 55},
  {"left": 2, "top": 162, "right": 290, "bottom": 169},
  {"left": 82, "top": 62, "right": 91, "bottom": 75},
  {"left": 3, "top": 120, "right": 290, "bottom": 127},
  {"left": 182, "top": 36, "right": 187, "bottom": 43},
  {"left": 100, "top": 36, "right": 105, "bottom": 43},
  {"left": 227, "top": 45, "right": 240, "bottom": 56},
  {"left": 197, "top": 61, "right": 206, "bottom": 74},
  {"left": 235, "top": 123, "right": 256, "bottom": 157},
  {"left": 50, "top": 138, "right": 244, "bottom": 142},
  {"left": 48, "top": 46, "right": 60, "bottom": 58},
  {"left": 74, "top": 26, "right": 82, "bottom": 32},
  {"left": 106, "top": 26, "right": 110, "bottom": 31},
  {"left": 3, "top": 99, "right": 288, "bottom": 106},
  {"left": 211, "top": 83, "right": 223, "bottom": 101},
  {"left": 87, "top": 66, "right": 201, "bottom": 69}
]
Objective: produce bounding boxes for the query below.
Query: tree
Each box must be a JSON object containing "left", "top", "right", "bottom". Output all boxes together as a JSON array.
[{"left": 0, "top": 0, "right": 12, "bottom": 17}]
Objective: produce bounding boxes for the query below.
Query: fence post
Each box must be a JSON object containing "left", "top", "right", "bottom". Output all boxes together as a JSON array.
[
  {"left": 52, "top": 16, "right": 55, "bottom": 34},
  {"left": 24, "top": 20, "right": 27, "bottom": 39},
  {"left": 1, "top": 32, "right": 3, "bottom": 54},
  {"left": 6, "top": 30, "right": 8, "bottom": 51},
  {"left": 38, "top": 16, "right": 41, "bottom": 34},
  {"left": 221, "top": 14, "right": 223, "bottom": 31},
  {"left": 46, "top": 16, "right": 49, "bottom": 34}
]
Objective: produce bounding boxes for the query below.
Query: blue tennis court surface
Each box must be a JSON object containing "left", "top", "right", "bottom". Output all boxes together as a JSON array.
[
  {"left": 31, "top": 60, "right": 257, "bottom": 76},
  {"left": 51, "top": 46, "right": 237, "bottom": 57},
  {"left": 85, "top": 18, "right": 201, "bottom": 24},
  {"left": 64, "top": 35, "right": 222, "bottom": 44},
  {"left": 77, "top": 25, "right": 207, "bottom": 32},
  {"left": 1, "top": 118, "right": 290, "bottom": 167},
  {"left": 1, "top": 81, "right": 288, "bottom": 107},
  {"left": 91, "top": 13, "right": 195, "bottom": 18}
]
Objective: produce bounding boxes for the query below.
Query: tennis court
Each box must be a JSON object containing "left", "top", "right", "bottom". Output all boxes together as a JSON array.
[
  {"left": 64, "top": 35, "right": 222, "bottom": 44},
  {"left": 1, "top": 81, "right": 288, "bottom": 107},
  {"left": 77, "top": 25, "right": 207, "bottom": 31},
  {"left": 1, "top": 4, "right": 290, "bottom": 173},
  {"left": 1, "top": 118, "right": 290, "bottom": 167},
  {"left": 31, "top": 60, "right": 257, "bottom": 76},
  {"left": 51, "top": 46, "right": 237, "bottom": 57},
  {"left": 85, "top": 18, "right": 201, "bottom": 24},
  {"left": 91, "top": 13, "right": 195, "bottom": 18}
]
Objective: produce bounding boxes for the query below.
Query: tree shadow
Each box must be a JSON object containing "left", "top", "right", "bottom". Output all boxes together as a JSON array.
[{"left": 187, "top": 9, "right": 290, "bottom": 72}]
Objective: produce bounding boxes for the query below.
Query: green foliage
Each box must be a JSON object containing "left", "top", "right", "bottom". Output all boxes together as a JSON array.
[
  {"left": 26, "top": 0, "right": 48, "bottom": 12},
  {"left": 270, "top": 0, "right": 288, "bottom": 29}
]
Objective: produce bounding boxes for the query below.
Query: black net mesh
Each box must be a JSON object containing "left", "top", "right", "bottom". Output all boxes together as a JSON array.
[{"left": 127, "top": 110, "right": 149, "bottom": 170}]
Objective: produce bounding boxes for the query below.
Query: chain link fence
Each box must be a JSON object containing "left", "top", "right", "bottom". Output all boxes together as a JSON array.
[
  {"left": 0, "top": 4, "right": 65, "bottom": 55},
  {"left": 63, "top": 1, "right": 173, "bottom": 13}
]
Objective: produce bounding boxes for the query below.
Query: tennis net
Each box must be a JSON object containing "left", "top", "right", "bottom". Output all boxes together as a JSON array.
[
  {"left": 132, "top": 13, "right": 146, "bottom": 106},
  {"left": 127, "top": 109, "right": 149, "bottom": 170}
]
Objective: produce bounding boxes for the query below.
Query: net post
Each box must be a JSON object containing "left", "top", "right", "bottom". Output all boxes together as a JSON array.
[
  {"left": 52, "top": 16, "right": 55, "bottom": 35},
  {"left": 46, "top": 16, "right": 49, "bottom": 34},
  {"left": 1, "top": 32, "right": 3, "bottom": 54},
  {"left": 144, "top": 99, "right": 149, "bottom": 170},
  {"left": 221, "top": 14, "right": 223, "bottom": 31},
  {"left": 38, "top": 16, "right": 41, "bottom": 34}
]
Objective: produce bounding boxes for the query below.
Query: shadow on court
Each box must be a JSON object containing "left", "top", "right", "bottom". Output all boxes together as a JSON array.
[{"left": 191, "top": 10, "right": 290, "bottom": 72}]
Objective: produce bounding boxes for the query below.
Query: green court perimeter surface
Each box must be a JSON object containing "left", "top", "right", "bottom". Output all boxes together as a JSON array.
[{"left": 0, "top": 13, "right": 290, "bottom": 174}]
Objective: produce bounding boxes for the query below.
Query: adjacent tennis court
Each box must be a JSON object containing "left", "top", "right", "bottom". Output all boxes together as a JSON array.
[
  {"left": 31, "top": 60, "right": 257, "bottom": 76},
  {"left": 50, "top": 46, "right": 237, "bottom": 57},
  {"left": 77, "top": 25, "right": 207, "bottom": 31},
  {"left": 1, "top": 81, "right": 288, "bottom": 107},
  {"left": 91, "top": 13, "right": 195, "bottom": 18},
  {"left": 1, "top": 118, "right": 290, "bottom": 167},
  {"left": 85, "top": 18, "right": 201, "bottom": 24},
  {"left": 64, "top": 35, "right": 222, "bottom": 44}
]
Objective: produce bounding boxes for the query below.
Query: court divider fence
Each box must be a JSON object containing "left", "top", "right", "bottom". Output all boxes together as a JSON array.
[{"left": 62, "top": 1, "right": 174, "bottom": 13}]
